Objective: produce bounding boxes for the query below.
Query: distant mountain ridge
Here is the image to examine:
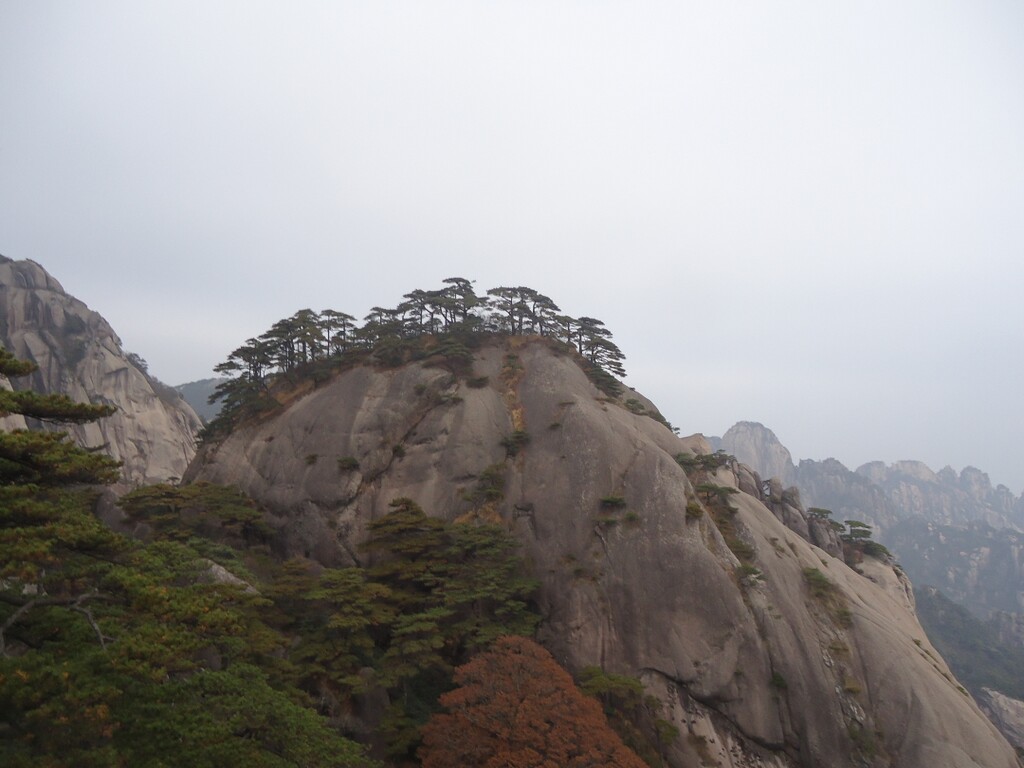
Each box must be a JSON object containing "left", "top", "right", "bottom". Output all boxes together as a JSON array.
[
  {"left": 0, "top": 255, "right": 202, "bottom": 485},
  {"left": 174, "top": 377, "right": 227, "bottom": 423},
  {"left": 713, "top": 421, "right": 1024, "bottom": 536}
]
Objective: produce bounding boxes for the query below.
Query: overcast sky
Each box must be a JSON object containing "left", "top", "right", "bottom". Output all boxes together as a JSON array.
[{"left": 2, "top": 2, "right": 1022, "bottom": 491}]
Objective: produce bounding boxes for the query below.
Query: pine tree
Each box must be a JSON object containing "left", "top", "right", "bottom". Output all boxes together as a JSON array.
[{"left": 0, "top": 348, "right": 373, "bottom": 767}]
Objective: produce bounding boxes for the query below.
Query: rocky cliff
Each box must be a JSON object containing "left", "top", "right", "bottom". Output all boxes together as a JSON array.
[
  {"left": 0, "top": 256, "right": 201, "bottom": 486},
  {"left": 980, "top": 689, "right": 1024, "bottom": 752},
  {"left": 188, "top": 338, "right": 1016, "bottom": 768}
]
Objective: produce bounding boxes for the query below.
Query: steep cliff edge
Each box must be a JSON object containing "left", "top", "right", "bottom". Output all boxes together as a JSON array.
[
  {"left": 0, "top": 256, "right": 201, "bottom": 485},
  {"left": 188, "top": 338, "right": 1016, "bottom": 768}
]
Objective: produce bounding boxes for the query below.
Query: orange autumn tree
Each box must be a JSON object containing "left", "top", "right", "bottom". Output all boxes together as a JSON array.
[{"left": 419, "top": 636, "right": 648, "bottom": 768}]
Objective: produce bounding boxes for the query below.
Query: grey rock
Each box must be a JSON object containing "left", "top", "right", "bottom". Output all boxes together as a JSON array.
[
  {"left": 0, "top": 258, "right": 201, "bottom": 486},
  {"left": 978, "top": 688, "right": 1024, "bottom": 751},
  {"left": 717, "top": 421, "right": 796, "bottom": 486},
  {"left": 189, "top": 339, "right": 1017, "bottom": 768}
]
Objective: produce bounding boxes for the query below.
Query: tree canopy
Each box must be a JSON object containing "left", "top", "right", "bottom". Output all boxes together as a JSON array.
[
  {"left": 0, "top": 348, "right": 374, "bottom": 767},
  {"left": 207, "top": 279, "right": 628, "bottom": 432},
  {"left": 419, "top": 636, "right": 647, "bottom": 768}
]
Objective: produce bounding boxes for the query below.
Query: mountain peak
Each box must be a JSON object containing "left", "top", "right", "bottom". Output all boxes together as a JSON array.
[
  {"left": 0, "top": 257, "right": 201, "bottom": 485},
  {"left": 716, "top": 420, "right": 796, "bottom": 484}
]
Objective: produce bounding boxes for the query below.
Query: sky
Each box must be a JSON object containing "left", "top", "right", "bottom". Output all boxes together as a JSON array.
[{"left": 1, "top": 2, "right": 1023, "bottom": 491}]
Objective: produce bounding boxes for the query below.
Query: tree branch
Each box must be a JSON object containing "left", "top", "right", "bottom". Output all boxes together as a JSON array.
[{"left": 0, "top": 590, "right": 114, "bottom": 656}]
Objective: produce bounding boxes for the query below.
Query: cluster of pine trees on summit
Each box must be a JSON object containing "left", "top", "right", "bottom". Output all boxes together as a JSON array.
[{"left": 209, "top": 279, "right": 628, "bottom": 431}]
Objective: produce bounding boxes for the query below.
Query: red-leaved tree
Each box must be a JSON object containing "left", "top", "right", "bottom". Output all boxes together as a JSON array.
[{"left": 419, "top": 636, "right": 648, "bottom": 768}]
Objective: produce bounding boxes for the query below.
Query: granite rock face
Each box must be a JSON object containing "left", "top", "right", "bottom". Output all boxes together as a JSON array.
[
  {"left": 715, "top": 421, "right": 797, "bottom": 487},
  {"left": 979, "top": 688, "right": 1024, "bottom": 752},
  {"left": 189, "top": 338, "right": 1016, "bottom": 768},
  {"left": 0, "top": 256, "right": 201, "bottom": 486}
]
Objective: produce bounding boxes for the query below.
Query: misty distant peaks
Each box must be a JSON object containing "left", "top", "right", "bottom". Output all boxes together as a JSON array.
[
  {"left": 717, "top": 419, "right": 1016, "bottom": 500},
  {"left": 174, "top": 377, "right": 228, "bottom": 423}
]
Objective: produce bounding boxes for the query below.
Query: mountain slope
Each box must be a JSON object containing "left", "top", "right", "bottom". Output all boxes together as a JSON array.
[
  {"left": 716, "top": 421, "right": 1024, "bottom": 622},
  {"left": 0, "top": 256, "right": 201, "bottom": 485},
  {"left": 188, "top": 338, "right": 1016, "bottom": 768},
  {"left": 174, "top": 377, "right": 227, "bottom": 423}
]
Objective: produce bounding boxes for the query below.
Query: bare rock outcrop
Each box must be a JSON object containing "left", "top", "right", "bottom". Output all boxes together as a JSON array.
[
  {"left": 715, "top": 421, "right": 797, "bottom": 487},
  {"left": 0, "top": 256, "right": 201, "bottom": 485},
  {"left": 978, "top": 688, "right": 1024, "bottom": 752},
  {"left": 189, "top": 337, "right": 1017, "bottom": 767}
]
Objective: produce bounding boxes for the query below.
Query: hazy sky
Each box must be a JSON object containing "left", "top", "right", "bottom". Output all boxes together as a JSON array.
[{"left": 2, "top": 2, "right": 1022, "bottom": 491}]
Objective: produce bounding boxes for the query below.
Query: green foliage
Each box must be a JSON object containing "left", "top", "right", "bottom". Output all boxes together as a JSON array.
[
  {"left": 500, "top": 430, "right": 530, "bottom": 457},
  {"left": 462, "top": 463, "right": 507, "bottom": 506},
  {"left": 624, "top": 398, "right": 646, "bottom": 414},
  {"left": 803, "top": 567, "right": 835, "bottom": 598},
  {"left": 847, "top": 722, "right": 878, "bottom": 760},
  {"left": 678, "top": 450, "right": 734, "bottom": 473},
  {"left": 0, "top": 351, "right": 117, "bottom": 430},
  {"left": 695, "top": 483, "right": 738, "bottom": 511},
  {"left": 770, "top": 671, "right": 788, "bottom": 690},
  {"left": 276, "top": 498, "right": 540, "bottom": 761},
  {"left": 685, "top": 500, "right": 704, "bottom": 520},
  {"left": 1, "top": 347, "right": 548, "bottom": 764},
  {"left": 674, "top": 452, "right": 699, "bottom": 469},
  {"left": 843, "top": 519, "right": 873, "bottom": 541},
  {"left": 836, "top": 519, "right": 890, "bottom": 564},
  {"left": 707, "top": 501, "right": 754, "bottom": 564},
  {"left": 0, "top": 348, "right": 373, "bottom": 767},
  {"left": 119, "top": 481, "right": 272, "bottom": 552},
  {"left": 803, "top": 568, "right": 853, "bottom": 627},
  {"left": 737, "top": 563, "right": 763, "bottom": 581},
  {"left": 0, "top": 419, "right": 120, "bottom": 489},
  {"left": 304, "top": 453, "right": 318, "bottom": 465},
  {"left": 583, "top": 360, "right": 623, "bottom": 397},
  {"left": 861, "top": 540, "right": 891, "bottom": 559},
  {"left": 337, "top": 456, "right": 360, "bottom": 472},
  {"left": 600, "top": 494, "right": 627, "bottom": 508},
  {"left": 207, "top": 280, "right": 630, "bottom": 434},
  {"left": 621, "top": 398, "right": 673, "bottom": 431},
  {"left": 578, "top": 667, "right": 678, "bottom": 767}
]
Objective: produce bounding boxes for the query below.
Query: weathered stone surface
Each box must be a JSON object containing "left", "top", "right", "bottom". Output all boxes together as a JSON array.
[
  {"left": 189, "top": 338, "right": 1017, "bottom": 768},
  {"left": 715, "top": 421, "right": 797, "bottom": 486},
  {"left": 0, "top": 256, "right": 201, "bottom": 486},
  {"left": 978, "top": 688, "right": 1024, "bottom": 751}
]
